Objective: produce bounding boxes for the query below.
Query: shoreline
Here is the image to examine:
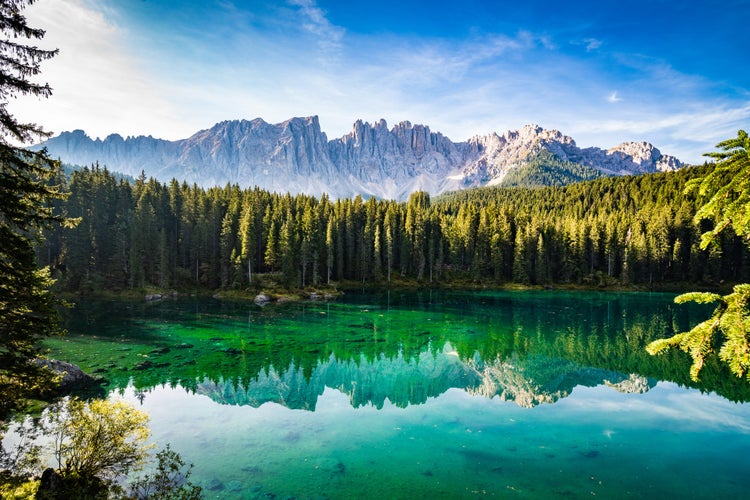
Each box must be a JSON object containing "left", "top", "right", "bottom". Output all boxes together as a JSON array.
[{"left": 53, "top": 278, "right": 737, "bottom": 304}]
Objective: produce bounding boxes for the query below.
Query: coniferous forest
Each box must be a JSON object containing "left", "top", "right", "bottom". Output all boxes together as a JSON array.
[{"left": 38, "top": 162, "right": 748, "bottom": 293}]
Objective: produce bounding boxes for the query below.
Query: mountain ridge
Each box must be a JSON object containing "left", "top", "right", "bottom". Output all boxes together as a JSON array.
[{"left": 35, "top": 116, "right": 684, "bottom": 200}]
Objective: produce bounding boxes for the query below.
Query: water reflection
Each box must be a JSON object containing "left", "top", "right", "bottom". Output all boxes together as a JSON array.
[
  {"left": 190, "top": 345, "right": 656, "bottom": 409},
  {"left": 47, "top": 291, "right": 750, "bottom": 499},
  {"left": 52, "top": 290, "right": 750, "bottom": 409}
]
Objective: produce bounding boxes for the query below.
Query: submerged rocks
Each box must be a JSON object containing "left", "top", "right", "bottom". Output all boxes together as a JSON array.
[
  {"left": 220, "top": 347, "right": 243, "bottom": 355},
  {"left": 133, "top": 360, "right": 154, "bottom": 370},
  {"left": 225, "top": 480, "right": 245, "bottom": 493},
  {"left": 133, "top": 359, "right": 171, "bottom": 370},
  {"left": 204, "top": 478, "right": 225, "bottom": 491}
]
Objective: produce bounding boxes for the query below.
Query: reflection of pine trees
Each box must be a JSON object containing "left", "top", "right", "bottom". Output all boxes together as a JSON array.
[{"left": 58, "top": 293, "right": 750, "bottom": 408}]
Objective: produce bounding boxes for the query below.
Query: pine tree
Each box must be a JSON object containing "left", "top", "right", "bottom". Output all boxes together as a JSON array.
[
  {"left": 238, "top": 195, "right": 256, "bottom": 285},
  {"left": 0, "top": 0, "right": 64, "bottom": 416},
  {"left": 648, "top": 131, "right": 750, "bottom": 381},
  {"left": 325, "top": 216, "right": 334, "bottom": 285},
  {"left": 691, "top": 130, "right": 750, "bottom": 246},
  {"left": 279, "top": 210, "right": 297, "bottom": 286},
  {"left": 384, "top": 205, "right": 395, "bottom": 284}
]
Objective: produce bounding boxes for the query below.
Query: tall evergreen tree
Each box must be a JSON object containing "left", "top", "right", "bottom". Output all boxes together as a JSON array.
[{"left": 0, "top": 0, "right": 63, "bottom": 417}]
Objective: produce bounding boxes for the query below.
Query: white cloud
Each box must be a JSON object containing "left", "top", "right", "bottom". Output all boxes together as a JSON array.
[
  {"left": 584, "top": 38, "right": 603, "bottom": 51},
  {"left": 10, "top": 0, "right": 745, "bottom": 167},
  {"left": 11, "top": 0, "right": 179, "bottom": 141},
  {"left": 570, "top": 37, "right": 603, "bottom": 52},
  {"left": 563, "top": 101, "right": 750, "bottom": 163},
  {"left": 287, "top": 0, "right": 345, "bottom": 59}
]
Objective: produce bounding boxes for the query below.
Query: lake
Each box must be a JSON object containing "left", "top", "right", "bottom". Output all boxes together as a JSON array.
[{"left": 47, "top": 290, "right": 750, "bottom": 499}]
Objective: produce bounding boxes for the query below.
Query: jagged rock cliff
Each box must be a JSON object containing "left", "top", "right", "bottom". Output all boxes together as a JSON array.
[{"left": 36, "top": 117, "right": 683, "bottom": 200}]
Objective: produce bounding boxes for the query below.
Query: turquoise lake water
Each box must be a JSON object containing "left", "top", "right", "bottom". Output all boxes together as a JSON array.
[{"left": 46, "top": 290, "right": 750, "bottom": 498}]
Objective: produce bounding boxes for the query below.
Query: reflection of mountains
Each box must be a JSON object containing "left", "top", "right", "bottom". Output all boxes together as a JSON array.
[{"left": 193, "top": 343, "right": 655, "bottom": 409}]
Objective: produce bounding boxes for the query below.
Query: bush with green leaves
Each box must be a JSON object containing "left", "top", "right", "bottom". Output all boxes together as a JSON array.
[
  {"left": 1, "top": 398, "right": 202, "bottom": 498},
  {"left": 127, "top": 445, "right": 202, "bottom": 500}
]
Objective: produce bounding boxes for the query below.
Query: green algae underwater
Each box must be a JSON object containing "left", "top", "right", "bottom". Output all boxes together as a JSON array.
[{"left": 46, "top": 290, "right": 750, "bottom": 499}]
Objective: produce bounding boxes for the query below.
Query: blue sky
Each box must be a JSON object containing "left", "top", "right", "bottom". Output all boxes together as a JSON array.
[{"left": 14, "top": 0, "right": 750, "bottom": 164}]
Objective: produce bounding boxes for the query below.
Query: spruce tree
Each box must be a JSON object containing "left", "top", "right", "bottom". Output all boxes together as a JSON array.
[
  {"left": 0, "top": 0, "right": 63, "bottom": 417},
  {"left": 647, "top": 131, "right": 750, "bottom": 381}
]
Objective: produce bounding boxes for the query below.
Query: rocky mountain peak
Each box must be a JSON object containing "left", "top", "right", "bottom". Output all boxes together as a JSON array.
[
  {"left": 34, "top": 117, "right": 685, "bottom": 200},
  {"left": 606, "top": 141, "right": 681, "bottom": 172}
]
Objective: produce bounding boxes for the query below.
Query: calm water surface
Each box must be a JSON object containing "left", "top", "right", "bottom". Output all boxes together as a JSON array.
[{"left": 48, "top": 290, "right": 750, "bottom": 499}]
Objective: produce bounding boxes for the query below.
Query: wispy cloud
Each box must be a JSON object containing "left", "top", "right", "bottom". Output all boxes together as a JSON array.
[
  {"left": 571, "top": 37, "right": 603, "bottom": 52},
  {"left": 13, "top": 0, "right": 177, "bottom": 140},
  {"left": 287, "top": 0, "right": 345, "bottom": 58},
  {"left": 565, "top": 101, "right": 750, "bottom": 162},
  {"left": 584, "top": 38, "right": 603, "bottom": 51},
  {"left": 13, "top": 0, "right": 748, "bottom": 166}
]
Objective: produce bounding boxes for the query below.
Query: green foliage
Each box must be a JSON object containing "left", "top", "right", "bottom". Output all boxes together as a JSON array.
[
  {"left": 648, "top": 285, "right": 750, "bottom": 381},
  {"left": 688, "top": 129, "right": 750, "bottom": 248},
  {"left": 2, "top": 398, "right": 201, "bottom": 498},
  {"left": 128, "top": 444, "right": 202, "bottom": 500},
  {"left": 716, "top": 284, "right": 750, "bottom": 379},
  {"left": 38, "top": 161, "right": 750, "bottom": 295},
  {"left": 647, "top": 131, "right": 750, "bottom": 381},
  {"left": 0, "top": 0, "right": 67, "bottom": 417},
  {"left": 500, "top": 151, "right": 607, "bottom": 188},
  {"left": 674, "top": 292, "right": 722, "bottom": 304},
  {"left": 46, "top": 398, "right": 151, "bottom": 483},
  {"left": 0, "top": 478, "right": 40, "bottom": 499},
  {"left": 2, "top": 397, "right": 151, "bottom": 498}
]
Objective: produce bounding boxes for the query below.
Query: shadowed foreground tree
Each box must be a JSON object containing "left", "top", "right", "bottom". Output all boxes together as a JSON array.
[
  {"left": 0, "top": 0, "right": 68, "bottom": 417},
  {"left": 38, "top": 398, "right": 151, "bottom": 498},
  {"left": 647, "top": 130, "right": 750, "bottom": 381},
  {"left": 1, "top": 398, "right": 202, "bottom": 499}
]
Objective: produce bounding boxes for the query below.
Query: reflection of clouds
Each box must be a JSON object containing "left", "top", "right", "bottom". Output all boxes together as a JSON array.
[
  {"left": 557, "top": 383, "right": 750, "bottom": 434},
  {"left": 658, "top": 383, "right": 750, "bottom": 433},
  {"left": 94, "top": 377, "right": 750, "bottom": 500}
]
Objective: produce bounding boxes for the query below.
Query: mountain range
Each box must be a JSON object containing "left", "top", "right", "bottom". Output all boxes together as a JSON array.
[{"left": 34, "top": 116, "right": 684, "bottom": 200}]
